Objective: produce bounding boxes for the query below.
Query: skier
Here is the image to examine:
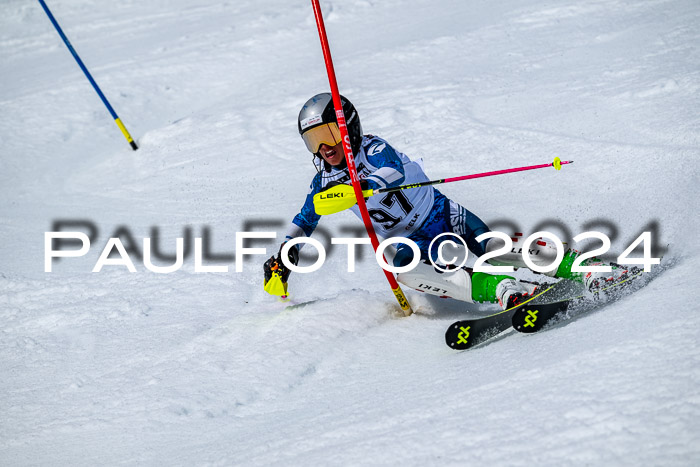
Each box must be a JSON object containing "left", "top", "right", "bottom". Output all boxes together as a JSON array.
[{"left": 264, "top": 93, "right": 630, "bottom": 309}]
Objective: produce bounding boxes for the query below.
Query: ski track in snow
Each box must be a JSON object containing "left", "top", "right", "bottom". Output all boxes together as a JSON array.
[{"left": 1, "top": 0, "right": 699, "bottom": 465}]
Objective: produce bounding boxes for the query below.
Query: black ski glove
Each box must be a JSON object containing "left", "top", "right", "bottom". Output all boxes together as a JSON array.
[{"left": 263, "top": 242, "right": 299, "bottom": 284}]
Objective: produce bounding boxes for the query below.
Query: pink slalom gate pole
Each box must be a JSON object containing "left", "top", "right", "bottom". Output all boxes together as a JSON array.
[{"left": 311, "top": 0, "right": 413, "bottom": 316}]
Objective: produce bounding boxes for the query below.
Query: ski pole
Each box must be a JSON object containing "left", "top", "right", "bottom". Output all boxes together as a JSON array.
[
  {"left": 311, "top": 0, "right": 413, "bottom": 316},
  {"left": 38, "top": 0, "right": 138, "bottom": 151},
  {"left": 314, "top": 157, "right": 573, "bottom": 215}
]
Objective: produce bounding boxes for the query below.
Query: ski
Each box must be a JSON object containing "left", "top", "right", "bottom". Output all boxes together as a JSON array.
[
  {"left": 444, "top": 280, "right": 583, "bottom": 350},
  {"left": 512, "top": 268, "right": 645, "bottom": 333}
]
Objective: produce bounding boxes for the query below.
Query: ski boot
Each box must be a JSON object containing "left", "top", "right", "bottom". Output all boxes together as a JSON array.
[
  {"left": 495, "top": 279, "right": 543, "bottom": 310},
  {"left": 581, "top": 261, "right": 641, "bottom": 292}
]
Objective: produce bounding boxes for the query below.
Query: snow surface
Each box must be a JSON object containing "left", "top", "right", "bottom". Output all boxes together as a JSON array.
[{"left": 2, "top": 0, "right": 700, "bottom": 465}]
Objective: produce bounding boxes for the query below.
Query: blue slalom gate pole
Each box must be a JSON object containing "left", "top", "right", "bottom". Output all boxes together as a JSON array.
[{"left": 38, "top": 0, "right": 138, "bottom": 150}]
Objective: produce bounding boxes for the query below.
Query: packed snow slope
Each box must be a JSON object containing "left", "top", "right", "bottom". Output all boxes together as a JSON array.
[{"left": 2, "top": 0, "right": 699, "bottom": 465}]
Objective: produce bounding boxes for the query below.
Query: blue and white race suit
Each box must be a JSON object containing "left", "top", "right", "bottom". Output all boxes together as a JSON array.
[{"left": 285, "top": 135, "right": 490, "bottom": 266}]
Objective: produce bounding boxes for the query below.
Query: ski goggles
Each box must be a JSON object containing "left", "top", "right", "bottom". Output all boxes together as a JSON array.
[{"left": 301, "top": 122, "right": 342, "bottom": 153}]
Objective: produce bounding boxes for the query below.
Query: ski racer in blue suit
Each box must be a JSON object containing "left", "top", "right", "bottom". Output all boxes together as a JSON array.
[{"left": 263, "top": 93, "right": 631, "bottom": 309}]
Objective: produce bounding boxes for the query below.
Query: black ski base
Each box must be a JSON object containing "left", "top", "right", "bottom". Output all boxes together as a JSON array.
[
  {"left": 512, "top": 300, "right": 572, "bottom": 333},
  {"left": 445, "top": 265, "right": 660, "bottom": 349},
  {"left": 512, "top": 268, "right": 646, "bottom": 334},
  {"left": 444, "top": 280, "right": 583, "bottom": 350},
  {"left": 445, "top": 311, "right": 515, "bottom": 350}
]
